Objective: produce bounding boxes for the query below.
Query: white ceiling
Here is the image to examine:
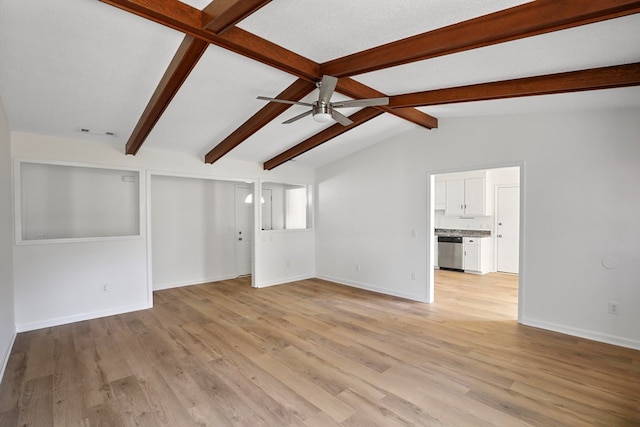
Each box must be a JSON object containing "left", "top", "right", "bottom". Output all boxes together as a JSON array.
[
  {"left": 0, "top": 0, "right": 639, "bottom": 169},
  {"left": 236, "top": 0, "right": 535, "bottom": 63}
]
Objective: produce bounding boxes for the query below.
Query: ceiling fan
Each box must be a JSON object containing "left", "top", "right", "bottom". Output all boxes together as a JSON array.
[{"left": 257, "top": 75, "right": 389, "bottom": 126}]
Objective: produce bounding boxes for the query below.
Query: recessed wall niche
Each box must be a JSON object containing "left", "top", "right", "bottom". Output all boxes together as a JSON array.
[{"left": 19, "top": 162, "right": 141, "bottom": 241}]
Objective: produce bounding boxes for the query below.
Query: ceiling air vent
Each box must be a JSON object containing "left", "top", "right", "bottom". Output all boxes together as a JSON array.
[{"left": 76, "top": 128, "right": 117, "bottom": 136}]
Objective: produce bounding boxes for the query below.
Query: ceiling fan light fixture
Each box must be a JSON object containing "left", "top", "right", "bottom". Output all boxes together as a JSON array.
[
  {"left": 313, "top": 112, "right": 332, "bottom": 123},
  {"left": 312, "top": 103, "right": 332, "bottom": 123}
]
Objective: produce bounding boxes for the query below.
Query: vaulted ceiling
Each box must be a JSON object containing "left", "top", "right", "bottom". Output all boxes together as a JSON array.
[{"left": 1, "top": 0, "right": 639, "bottom": 169}]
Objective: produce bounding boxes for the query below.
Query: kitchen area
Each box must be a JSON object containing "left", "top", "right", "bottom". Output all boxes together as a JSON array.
[{"left": 433, "top": 166, "right": 520, "bottom": 275}]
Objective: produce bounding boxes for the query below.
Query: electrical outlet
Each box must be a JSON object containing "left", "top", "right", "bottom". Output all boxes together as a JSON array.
[
  {"left": 410, "top": 272, "right": 416, "bottom": 280},
  {"left": 355, "top": 264, "right": 360, "bottom": 272},
  {"left": 285, "top": 260, "right": 290, "bottom": 268},
  {"left": 101, "top": 284, "right": 109, "bottom": 294},
  {"left": 608, "top": 302, "right": 619, "bottom": 315}
]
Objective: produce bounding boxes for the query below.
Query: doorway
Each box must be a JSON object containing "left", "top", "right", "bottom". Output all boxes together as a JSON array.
[{"left": 429, "top": 164, "right": 523, "bottom": 321}]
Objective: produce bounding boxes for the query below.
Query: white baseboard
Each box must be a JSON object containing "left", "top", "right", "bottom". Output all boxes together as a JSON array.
[
  {"left": 15, "top": 303, "right": 151, "bottom": 333},
  {"left": 316, "top": 275, "right": 428, "bottom": 303},
  {"left": 255, "top": 274, "right": 314, "bottom": 288},
  {"left": 0, "top": 329, "right": 17, "bottom": 384},
  {"left": 153, "top": 274, "right": 237, "bottom": 291},
  {"left": 521, "top": 317, "right": 640, "bottom": 351}
]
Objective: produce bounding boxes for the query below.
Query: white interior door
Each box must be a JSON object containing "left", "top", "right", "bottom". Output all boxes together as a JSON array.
[
  {"left": 496, "top": 186, "right": 520, "bottom": 274},
  {"left": 235, "top": 187, "right": 253, "bottom": 277}
]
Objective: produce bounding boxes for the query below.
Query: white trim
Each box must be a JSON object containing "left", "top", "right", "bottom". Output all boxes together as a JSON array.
[
  {"left": 153, "top": 275, "right": 237, "bottom": 291},
  {"left": 15, "top": 302, "right": 151, "bottom": 333},
  {"left": 255, "top": 274, "right": 315, "bottom": 288},
  {"left": 145, "top": 170, "right": 153, "bottom": 307},
  {"left": 146, "top": 169, "right": 257, "bottom": 184},
  {"left": 316, "top": 275, "right": 428, "bottom": 303},
  {"left": 0, "top": 329, "right": 17, "bottom": 383},
  {"left": 522, "top": 317, "right": 640, "bottom": 351}
]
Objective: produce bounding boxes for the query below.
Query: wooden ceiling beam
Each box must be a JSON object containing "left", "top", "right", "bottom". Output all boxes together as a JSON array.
[
  {"left": 322, "top": 0, "right": 640, "bottom": 77},
  {"left": 100, "top": 0, "right": 320, "bottom": 80},
  {"left": 389, "top": 63, "right": 640, "bottom": 108},
  {"left": 264, "top": 108, "right": 384, "bottom": 170},
  {"left": 336, "top": 78, "right": 438, "bottom": 129},
  {"left": 202, "top": 0, "right": 271, "bottom": 34},
  {"left": 102, "top": 0, "right": 437, "bottom": 161},
  {"left": 125, "top": 0, "right": 271, "bottom": 155},
  {"left": 205, "top": 79, "right": 316, "bottom": 164},
  {"left": 117, "top": 0, "right": 308, "bottom": 156},
  {"left": 125, "top": 35, "right": 208, "bottom": 155}
]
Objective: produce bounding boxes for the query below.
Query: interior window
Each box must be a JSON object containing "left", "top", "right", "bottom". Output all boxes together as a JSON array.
[
  {"left": 261, "top": 182, "right": 311, "bottom": 230},
  {"left": 19, "top": 162, "right": 140, "bottom": 241}
]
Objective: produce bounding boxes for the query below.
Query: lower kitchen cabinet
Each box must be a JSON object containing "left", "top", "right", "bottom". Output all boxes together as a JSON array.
[{"left": 463, "top": 237, "right": 492, "bottom": 274}]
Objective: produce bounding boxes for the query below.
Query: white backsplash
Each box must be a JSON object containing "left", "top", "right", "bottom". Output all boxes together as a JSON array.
[{"left": 435, "top": 210, "right": 492, "bottom": 231}]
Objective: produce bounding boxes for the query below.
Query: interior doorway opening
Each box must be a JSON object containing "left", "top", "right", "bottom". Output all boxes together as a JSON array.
[{"left": 428, "top": 164, "right": 523, "bottom": 322}]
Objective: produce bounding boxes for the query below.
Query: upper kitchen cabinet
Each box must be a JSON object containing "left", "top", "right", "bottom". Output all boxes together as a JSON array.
[
  {"left": 445, "top": 176, "right": 487, "bottom": 216},
  {"left": 434, "top": 181, "right": 446, "bottom": 210}
]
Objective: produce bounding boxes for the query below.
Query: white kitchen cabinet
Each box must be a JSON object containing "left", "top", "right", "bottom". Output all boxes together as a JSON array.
[
  {"left": 463, "top": 178, "right": 485, "bottom": 215},
  {"left": 434, "top": 181, "right": 446, "bottom": 210},
  {"left": 445, "top": 177, "right": 486, "bottom": 216},
  {"left": 463, "top": 237, "right": 492, "bottom": 274},
  {"left": 444, "top": 180, "right": 464, "bottom": 215}
]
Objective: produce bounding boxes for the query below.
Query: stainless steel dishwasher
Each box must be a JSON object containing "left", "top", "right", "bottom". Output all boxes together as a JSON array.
[{"left": 438, "top": 236, "right": 463, "bottom": 271}]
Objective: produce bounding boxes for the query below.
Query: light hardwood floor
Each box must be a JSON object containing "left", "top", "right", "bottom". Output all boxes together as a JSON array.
[{"left": 1, "top": 271, "right": 638, "bottom": 426}]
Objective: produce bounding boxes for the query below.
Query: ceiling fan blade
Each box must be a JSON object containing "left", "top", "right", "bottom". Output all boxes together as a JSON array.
[
  {"left": 332, "top": 97, "right": 389, "bottom": 108},
  {"left": 318, "top": 75, "right": 338, "bottom": 105},
  {"left": 257, "top": 96, "right": 313, "bottom": 107},
  {"left": 331, "top": 109, "right": 354, "bottom": 126},
  {"left": 282, "top": 110, "right": 313, "bottom": 124}
]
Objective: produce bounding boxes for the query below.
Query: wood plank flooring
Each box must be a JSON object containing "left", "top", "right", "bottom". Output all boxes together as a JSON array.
[{"left": 1, "top": 271, "right": 639, "bottom": 426}]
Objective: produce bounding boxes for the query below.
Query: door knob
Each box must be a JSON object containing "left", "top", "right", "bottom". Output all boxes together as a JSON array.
[
  {"left": 238, "top": 237, "right": 243, "bottom": 241},
  {"left": 498, "top": 234, "right": 503, "bottom": 238},
  {"left": 498, "top": 222, "right": 502, "bottom": 226}
]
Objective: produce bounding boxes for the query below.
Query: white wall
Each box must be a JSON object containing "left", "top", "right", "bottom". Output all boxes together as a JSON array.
[
  {"left": 11, "top": 132, "right": 315, "bottom": 330},
  {"left": 0, "top": 93, "right": 15, "bottom": 379},
  {"left": 316, "top": 107, "right": 640, "bottom": 350},
  {"left": 151, "top": 176, "right": 237, "bottom": 289},
  {"left": 255, "top": 229, "right": 315, "bottom": 287}
]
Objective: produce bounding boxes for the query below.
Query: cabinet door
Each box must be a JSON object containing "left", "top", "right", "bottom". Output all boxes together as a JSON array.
[
  {"left": 434, "top": 181, "right": 446, "bottom": 210},
  {"left": 445, "top": 180, "right": 464, "bottom": 215},
  {"left": 464, "top": 178, "right": 485, "bottom": 215},
  {"left": 464, "top": 242, "right": 480, "bottom": 272}
]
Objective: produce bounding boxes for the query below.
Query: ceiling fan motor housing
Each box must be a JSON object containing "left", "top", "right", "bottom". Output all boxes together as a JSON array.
[{"left": 312, "top": 102, "right": 332, "bottom": 122}]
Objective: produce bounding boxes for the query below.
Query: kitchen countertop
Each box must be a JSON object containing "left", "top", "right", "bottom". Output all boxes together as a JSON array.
[{"left": 435, "top": 228, "right": 491, "bottom": 238}]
